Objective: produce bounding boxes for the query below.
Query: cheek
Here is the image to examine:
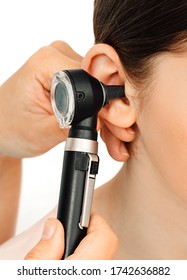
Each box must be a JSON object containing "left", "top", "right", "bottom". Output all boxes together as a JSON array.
[{"left": 137, "top": 86, "right": 187, "bottom": 198}]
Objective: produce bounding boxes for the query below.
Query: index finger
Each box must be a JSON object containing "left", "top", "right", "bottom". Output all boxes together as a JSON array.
[{"left": 50, "top": 41, "right": 83, "bottom": 63}]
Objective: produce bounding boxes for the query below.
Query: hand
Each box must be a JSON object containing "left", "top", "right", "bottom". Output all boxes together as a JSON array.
[
  {"left": 0, "top": 41, "right": 82, "bottom": 158},
  {"left": 24, "top": 213, "right": 118, "bottom": 260}
]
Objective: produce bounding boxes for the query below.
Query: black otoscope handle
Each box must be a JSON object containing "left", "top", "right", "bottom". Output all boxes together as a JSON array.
[
  {"left": 57, "top": 150, "right": 87, "bottom": 258},
  {"left": 57, "top": 117, "right": 99, "bottom": 259}
]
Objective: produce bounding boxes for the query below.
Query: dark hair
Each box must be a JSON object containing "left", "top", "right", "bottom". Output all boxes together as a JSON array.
[{"left": 93, "top": 0, "right": 187, "bottom": 88}]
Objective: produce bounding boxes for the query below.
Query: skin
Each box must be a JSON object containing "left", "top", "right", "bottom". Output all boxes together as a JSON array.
[
  {"left": 25, "top": 214, "right": 118, "bottom": 260},
  {"left": 0, "top": 157, "right": 21, "bottom": 243},
  {"left": 3, "top": 39, "right": 187, "bottom": 259},
  {"left": 93, "top": 49, "right": 187, "bottom": 259},
  {"left": 0, "top": 41, "right": 119, "bottom": 259},
  {"left": 0, "top": 41, "right": 80, "bottom": 243}
]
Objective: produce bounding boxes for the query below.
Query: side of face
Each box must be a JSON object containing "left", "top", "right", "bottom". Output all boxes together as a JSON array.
[
  {"left": 136, "top": 50, "right": 187, "bottom": 200},
  {"left": 82, "top": 43, "right": 187, "bottom": 201}
]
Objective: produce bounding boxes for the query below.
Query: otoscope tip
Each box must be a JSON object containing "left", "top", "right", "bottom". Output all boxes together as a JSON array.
[{"left": 102, "top": 84, "right": 125, "bottom": 105}]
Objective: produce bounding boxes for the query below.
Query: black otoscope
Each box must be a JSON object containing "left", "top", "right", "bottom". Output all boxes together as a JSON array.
[{"left": 50, "top": 69, "right": 124, "bottom": 259}]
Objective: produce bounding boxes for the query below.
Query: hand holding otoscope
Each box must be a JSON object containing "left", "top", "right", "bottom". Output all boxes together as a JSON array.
[{"left": 50, "top": 69, "right": 124, "bottom": 259}]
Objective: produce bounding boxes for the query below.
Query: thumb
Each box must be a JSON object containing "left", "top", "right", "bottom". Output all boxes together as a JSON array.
[
  {"left": 24, "top": 218, "right": 64, "bottom": 260},
  {"left": 67, "top": 213, "right": 119, "bottom": 260}
]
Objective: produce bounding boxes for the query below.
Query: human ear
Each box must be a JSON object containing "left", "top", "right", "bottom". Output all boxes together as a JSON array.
[
  {"left": 82, "top": 44, "right": 136, "bottom": 127},
  {"left": 82, "top": 43, "right": 124, "bottom": 85},
  {"left": 81, "top": 44, "right": 136, "bottom": 161}
]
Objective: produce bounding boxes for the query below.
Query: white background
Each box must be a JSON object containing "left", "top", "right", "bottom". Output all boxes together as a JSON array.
[{"left": 0, "top": 0, "right": 122, "bottom": 234}]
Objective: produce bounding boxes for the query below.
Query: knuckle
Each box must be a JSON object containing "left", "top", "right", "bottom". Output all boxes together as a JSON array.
[
  {"left": 25, "top": 46, "right": 53, "bottom": 71},
  {"left": 35, "top": 46, "right": 54, "bottom": 60},
  {"left": 50, "top": 40, "right": 69, "bottom": 49}
]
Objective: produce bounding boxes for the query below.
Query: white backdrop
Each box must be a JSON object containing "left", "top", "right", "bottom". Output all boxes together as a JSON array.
[{"left": 0, "top": 0, "right": 122, "bottom": 234}]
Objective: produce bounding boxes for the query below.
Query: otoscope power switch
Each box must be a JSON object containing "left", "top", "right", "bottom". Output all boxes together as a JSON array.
[{"left": 90, "top": 161, "right": 99, "bottom": 175}]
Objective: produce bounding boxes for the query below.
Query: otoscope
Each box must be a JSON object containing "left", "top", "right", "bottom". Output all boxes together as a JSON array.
[{"left": 50, "top": 69, "right": 124, "bottom": 259}]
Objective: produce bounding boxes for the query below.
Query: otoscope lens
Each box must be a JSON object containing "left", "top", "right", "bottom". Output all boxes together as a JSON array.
[
  {"left": 55, "top": 83, "right": 68, "bottom": 114},
  {"left": 50, "top": 71, "right": 75, "bottom": 128}
]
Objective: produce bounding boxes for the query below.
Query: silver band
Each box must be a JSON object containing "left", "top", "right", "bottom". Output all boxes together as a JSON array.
[{"left": 65, "top": 138, "right": 98, "bottom": 154}]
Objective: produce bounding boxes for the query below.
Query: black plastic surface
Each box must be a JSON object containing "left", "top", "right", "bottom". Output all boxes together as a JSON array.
[{"left": 57, "top": 151, "right": 88, "bottom": 259}]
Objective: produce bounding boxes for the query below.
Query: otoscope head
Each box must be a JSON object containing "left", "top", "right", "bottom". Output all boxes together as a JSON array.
[{"left": 51, "top": 69, "right": 124, "bottom": 128}]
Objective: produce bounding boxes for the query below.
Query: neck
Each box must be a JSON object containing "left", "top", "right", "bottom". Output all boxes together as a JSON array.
[{"left": 109, "top": 143, "right": 187, "bottom": 259}]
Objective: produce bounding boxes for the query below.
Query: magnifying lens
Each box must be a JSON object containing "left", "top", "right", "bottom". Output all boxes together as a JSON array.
[{"left": 50, "top": 69, "right": 125, "bottom": 259}]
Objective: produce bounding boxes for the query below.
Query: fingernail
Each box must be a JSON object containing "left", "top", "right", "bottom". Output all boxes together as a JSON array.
[
  {"left": 42, "top": 219, "right": 56, "bottom": 240},
  {"left": 127, "top": 127, "right": 135, "bottom": 134},
  {"left": 120, "top": 143, "right": 129, "bottom": 158}
]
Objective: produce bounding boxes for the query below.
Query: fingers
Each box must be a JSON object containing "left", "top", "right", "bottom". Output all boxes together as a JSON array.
[
  {"left": 67, "top": 213, "right": 119, "bottom": 260},
  {"left": 25, "top": 214, "right": 118, "bottom": 260},
  {"left": 50, "top": 41, "right": 82, "bottom": 62},
  {"left": 41, "top": 116, "right": 69, "bottom": 147},
  {"left": 102, "top": 119, "right": 135, "bottom": 142},
  {"left": 24, "top": 218, "right": 64, "bottom": 260},
  {"left": 100, "top": 125, "right": 130, "bottom": 161},
  {"left": 26, "top": 43, "right": 82, "bottom": 93},
  {"left": 98, "top": 99, "right": 136, "bottom": 162},
  {"left": 98, "top": 113, "right": 135, "bottom": 162},
  {"left": 99, "top": 99, "right": 135, "bottom": 128}
]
